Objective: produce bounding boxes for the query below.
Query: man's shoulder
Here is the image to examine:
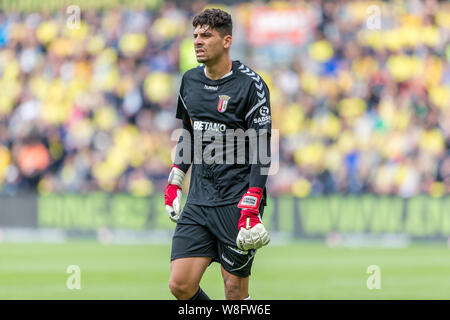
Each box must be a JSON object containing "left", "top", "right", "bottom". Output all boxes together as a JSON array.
[
  {"left": 182, "top": 64, "right": 204, "bottom": 81},
  {"left": 233, "top": 60, "right": 267, "bottom": 87}
]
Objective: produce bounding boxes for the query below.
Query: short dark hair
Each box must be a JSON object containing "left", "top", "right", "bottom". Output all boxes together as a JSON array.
[{"left": 192, "top": 8, "right": 232, "bottom": 37}]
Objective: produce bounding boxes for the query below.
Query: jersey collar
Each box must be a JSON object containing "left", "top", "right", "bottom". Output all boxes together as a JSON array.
[
  {"left": 203, "top": 67, "right": 233, "bottom": 80},
  {"left": 200, "top": 61, "right": 239, "bottom": 85}
]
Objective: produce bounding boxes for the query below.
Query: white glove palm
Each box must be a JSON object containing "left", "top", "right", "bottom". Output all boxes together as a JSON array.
[
  {"left": 236, "top": 223, "right": 270, "bottom": 250},
  {"left": 165, "top": 188, "right": 182, "bottom": 222}
]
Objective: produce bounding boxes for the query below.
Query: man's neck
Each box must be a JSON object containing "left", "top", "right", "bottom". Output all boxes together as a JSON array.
[{"left": 204, "top": 58, "right": 233, "bottom": 80}]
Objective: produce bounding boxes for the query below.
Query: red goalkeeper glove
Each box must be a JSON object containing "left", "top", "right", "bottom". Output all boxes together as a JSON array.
[
  {"left": 164, "top": 165, "right": 185, "bottom": 223},
  {"left": 236, "top": 187, "right": 270, "bottom": 250}
]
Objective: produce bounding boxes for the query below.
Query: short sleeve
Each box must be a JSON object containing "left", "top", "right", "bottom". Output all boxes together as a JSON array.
[
  {"left": 244, "top": 79, "right": 271, "bottom": 133},
  {"left": 176, "top": 76, "right": 188, "bottom": 120},
  {"left": 175, "top": 76, "right": 193, "bottom": 133}
]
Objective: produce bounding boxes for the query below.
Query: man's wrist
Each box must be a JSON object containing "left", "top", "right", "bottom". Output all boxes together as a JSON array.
[
  {"left": 240, "top": 208, "right": 259, "bottom": 215},
  {"left": 247, "top": 187, "right": 263, "bottom": 195},
  {"left": 237, "top": 187, "right": 263, "bottom": 211}
]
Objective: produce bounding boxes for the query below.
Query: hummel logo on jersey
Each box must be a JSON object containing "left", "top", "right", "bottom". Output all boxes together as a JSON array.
[
  {"left": 217, "top": 95, "right": 230, "bottom": 113},
  {"left": 204, "top": 84, "right": 218, "bottom": 91},
  {"left": 239, "top": 64, "right": 269, "bottom": 122}
]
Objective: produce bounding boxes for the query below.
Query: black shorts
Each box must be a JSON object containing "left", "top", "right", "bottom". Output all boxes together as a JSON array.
[{"left": 170, "top": 202, "right": 264, "bottom": 278}]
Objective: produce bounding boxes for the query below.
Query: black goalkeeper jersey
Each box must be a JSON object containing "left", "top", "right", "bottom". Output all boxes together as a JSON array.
[{"left": 174, "top": 60, "right": 271, "bottom": 207}]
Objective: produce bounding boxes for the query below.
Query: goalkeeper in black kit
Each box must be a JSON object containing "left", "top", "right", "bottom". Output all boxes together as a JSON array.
[{"left": 164, "top": 8, "right": 272, "bottom": 300}]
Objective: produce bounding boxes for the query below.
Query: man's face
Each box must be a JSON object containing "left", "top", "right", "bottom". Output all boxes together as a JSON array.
[{"left": 193, "top": 25, "right": 231, "bottom": 64}]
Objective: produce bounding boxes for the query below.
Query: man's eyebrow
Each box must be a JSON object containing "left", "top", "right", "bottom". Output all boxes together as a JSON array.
[{"left": 193, "top": 30, "right": 213, "bottom": 36}]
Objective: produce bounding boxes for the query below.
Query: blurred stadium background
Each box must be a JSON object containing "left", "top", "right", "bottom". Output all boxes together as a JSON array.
[{"left": 1, "top": 0, "right": 450, "bottom": 299}]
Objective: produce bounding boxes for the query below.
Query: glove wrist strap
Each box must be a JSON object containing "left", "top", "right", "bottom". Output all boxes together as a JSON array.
[{"left": 237, "top": 187, "right": 263, "bottom": 210}]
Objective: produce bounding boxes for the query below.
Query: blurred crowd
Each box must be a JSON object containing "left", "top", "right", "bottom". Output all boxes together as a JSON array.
[{"left": 0, "top": 0, "right": 450, "bottom": 198}]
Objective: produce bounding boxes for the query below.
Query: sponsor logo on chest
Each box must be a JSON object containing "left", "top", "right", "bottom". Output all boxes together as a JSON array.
[{"left": 193, "top": 120, "right": 227, "bottom": 132}]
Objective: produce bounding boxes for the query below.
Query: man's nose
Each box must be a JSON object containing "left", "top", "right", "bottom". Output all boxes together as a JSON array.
[{"left": 194, "top": 37, "right": 203, "bottom": 47}]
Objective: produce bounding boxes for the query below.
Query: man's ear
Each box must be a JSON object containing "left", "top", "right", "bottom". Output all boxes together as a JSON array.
[{"left": 223, "top": 35, "right": 232, "bottom": 49}]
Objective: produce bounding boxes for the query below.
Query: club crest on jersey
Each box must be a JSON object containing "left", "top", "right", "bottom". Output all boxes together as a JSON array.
[{"left": 217, "top": 95, "right": 230, "bottom": 113}]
